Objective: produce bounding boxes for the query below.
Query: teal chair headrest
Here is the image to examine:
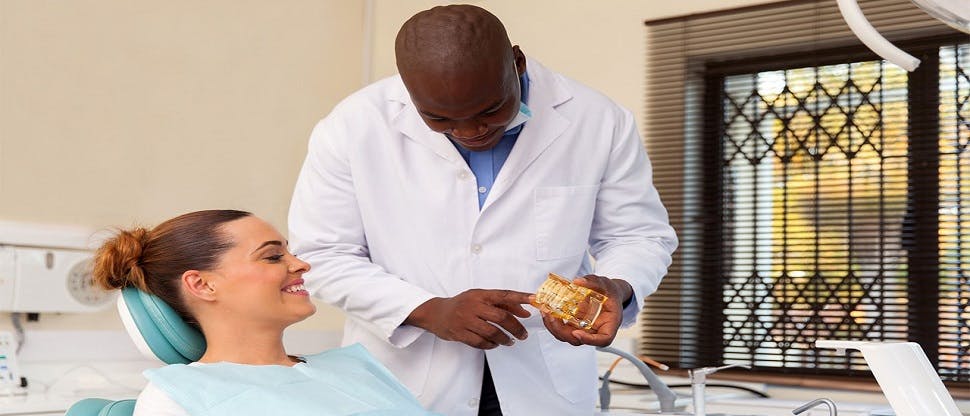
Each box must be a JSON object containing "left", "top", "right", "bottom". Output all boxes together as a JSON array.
[
  {"left": 65, "top": 398, "right": 136, "bottom": 416},
  {"left": 66, "top": 290, "right": 202, "bottom": 416},
  {"left": 118, "top": 287, "right": 205, "bottom": 364}
]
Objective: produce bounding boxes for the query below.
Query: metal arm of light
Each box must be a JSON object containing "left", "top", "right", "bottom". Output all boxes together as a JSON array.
[{"left": 836, "top": 0, "right": 921, "bottom": 71}]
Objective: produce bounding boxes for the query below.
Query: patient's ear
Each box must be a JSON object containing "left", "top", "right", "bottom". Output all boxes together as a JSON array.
[{"left": 182, "top": 270, "right": 217, "bottom": 301}]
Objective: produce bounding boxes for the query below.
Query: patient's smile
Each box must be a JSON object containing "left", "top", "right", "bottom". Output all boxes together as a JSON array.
[{"left": 282, "top": 282, "right": 308, "bottom": 296}]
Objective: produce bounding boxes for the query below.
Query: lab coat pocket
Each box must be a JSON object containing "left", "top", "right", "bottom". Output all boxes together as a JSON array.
[
  {"left": 536, "top": 329, "right": 596, "bottom": 405},
  {"left": 534, "top": 185, "right": 600, "bottom": 260}
]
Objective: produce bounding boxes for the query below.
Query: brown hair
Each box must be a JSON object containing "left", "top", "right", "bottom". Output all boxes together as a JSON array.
[{"left": 93, "top": 210, "right": 252, "bottom": 325}]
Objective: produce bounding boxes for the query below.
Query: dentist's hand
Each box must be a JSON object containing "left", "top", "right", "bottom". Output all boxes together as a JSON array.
[
  {"left": 536, "top": 275, "right": 632, "bottom": 347},
  {"left": 406, "top": 289, "right": 533, "bottom": 349}
]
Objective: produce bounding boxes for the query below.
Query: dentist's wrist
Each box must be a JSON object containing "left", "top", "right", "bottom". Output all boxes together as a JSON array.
[
  {"left": 404, "top": 297, "right": 445, "bottom": 330},
  {"left": 611, "top": 278, "right": 634, "bottom": 308}
]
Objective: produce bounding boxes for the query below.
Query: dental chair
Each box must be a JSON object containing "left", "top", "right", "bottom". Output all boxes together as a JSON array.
[{"left": 65, "top": 287, "right": 206, "bottom": 416}]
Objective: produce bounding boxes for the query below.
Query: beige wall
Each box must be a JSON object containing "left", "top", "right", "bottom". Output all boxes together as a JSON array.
[
  {"left": 0, "top": 0, "right": 364, "bottom": 331},
  {"left": 0, "top": 0, "right": 364, "bottom": 229},
  {"left": 0, "top": 1, "right": 779, "bottom": 332}
]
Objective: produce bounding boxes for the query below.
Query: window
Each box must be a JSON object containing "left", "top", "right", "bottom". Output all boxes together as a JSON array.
[
  {"left": 704, "top": 41, "right": 968, "bottom": 382},
  {"left": 641, "top": 0, "right": 968, "bottom": 388},
  {"left": 938, "top": 44, "right": 970, "bottom": 382}
]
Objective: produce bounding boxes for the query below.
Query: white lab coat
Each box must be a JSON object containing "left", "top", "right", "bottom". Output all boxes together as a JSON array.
[{"left": 289, "top": 58, "right": 677, "bottom": 415}]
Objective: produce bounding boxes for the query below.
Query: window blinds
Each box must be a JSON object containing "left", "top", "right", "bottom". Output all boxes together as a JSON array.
[{"left": 641, "top": 0, "right": 966, "bottom": 382}]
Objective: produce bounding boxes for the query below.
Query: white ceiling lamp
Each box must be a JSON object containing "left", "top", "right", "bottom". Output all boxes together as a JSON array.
[{"left": 837, "top": 0, "right": 970, "bottom": 71}]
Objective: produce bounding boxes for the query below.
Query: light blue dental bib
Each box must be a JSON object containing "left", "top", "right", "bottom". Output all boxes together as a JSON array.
[{"left": 145, "top": 344, "right": 433, "bottom": 416}]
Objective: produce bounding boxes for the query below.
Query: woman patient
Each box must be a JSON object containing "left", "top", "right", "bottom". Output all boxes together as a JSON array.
[{"left": 93, "top": 210, "right": 432, "bottom": 416}]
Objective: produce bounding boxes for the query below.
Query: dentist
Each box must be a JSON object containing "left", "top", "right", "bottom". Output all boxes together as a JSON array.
[{"left": 289, "top": 5, "right": 677, "bottom": 416}]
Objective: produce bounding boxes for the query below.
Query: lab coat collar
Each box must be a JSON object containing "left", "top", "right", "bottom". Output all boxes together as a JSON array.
[
  {"left": 390, "top": 57, "right": 573, "bottom": 211},
  {"left": 482, "top": 58, "right": 570, "bottom": 211},
  {"left": 389, "top": 78, "right": 463, "bottom": 163}
]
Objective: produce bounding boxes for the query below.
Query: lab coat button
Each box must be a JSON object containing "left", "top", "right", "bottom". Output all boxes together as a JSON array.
[
  {"left": 478, "top": 186, "right": 487, "bottom": 194},
  {"left": 471, "top": 244, "right": 482, "bottom": 254},
  {"left": 468, "top": 398, "right": 479, "bottom": 407}
]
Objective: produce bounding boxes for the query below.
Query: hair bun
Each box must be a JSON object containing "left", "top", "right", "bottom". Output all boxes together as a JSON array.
[{"left": 93, "top": 227, "right": 151, "bottom": 291}]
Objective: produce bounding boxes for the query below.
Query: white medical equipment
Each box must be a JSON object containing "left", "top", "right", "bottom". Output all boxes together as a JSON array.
[
  {"left": 837, "top": 0, "right": 970, "bottom": 71},
  {"left": 0, "top": 331, "right": 25, "bottom": 396},
  {"left": 816, "top": 340, "right": 963, "bottom": 416},
  {"left": 596, "top": 348, "right": 766, "bottom": 415},
  {"left": 597, "top": 346, "right": 678, "bottom": 412},
  {"left": 793, "top": 398, "right": 838, "bottom": 416},
  {"left": 596, "top": 339, "right": 964, "bottom": 415},
  {"left": 0, "top": 221, "right": 113, "bottom": 313},
  {"left": 688, "top": 363, "right": 750, "bottom": 416}
]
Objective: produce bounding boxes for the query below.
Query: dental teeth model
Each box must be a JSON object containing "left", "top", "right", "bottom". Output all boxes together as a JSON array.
[{"left": 531, "top": 273, "right": 607, "bottom": 329}]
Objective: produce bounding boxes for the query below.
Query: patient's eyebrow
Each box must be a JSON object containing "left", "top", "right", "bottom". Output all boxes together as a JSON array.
[{"left": 252, "top": 240, "right": 284, "bottom": 254}]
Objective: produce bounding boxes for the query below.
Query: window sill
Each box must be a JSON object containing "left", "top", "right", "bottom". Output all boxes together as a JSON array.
[{"left": 664, "top": 369, "right": 970, "bottom": 400}]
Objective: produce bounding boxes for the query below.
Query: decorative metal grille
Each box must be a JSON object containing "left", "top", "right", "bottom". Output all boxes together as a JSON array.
[
  {"left": 720, "top": 60, "right": 911, "bottom": 373},
  {"left": 938, "top": 43, "right": 970, "bottom": 381},
  {"left": 717, "top": 43, "right": 970, "bottom": 382}
]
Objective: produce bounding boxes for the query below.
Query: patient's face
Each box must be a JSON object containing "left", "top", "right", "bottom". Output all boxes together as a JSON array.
[{"left": 207, "top": 216, "right": 316, "bottom": 327}]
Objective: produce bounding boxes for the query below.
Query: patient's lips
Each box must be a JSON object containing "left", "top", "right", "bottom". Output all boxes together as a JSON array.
[{"left": 282, "top": 278, "right": 309, "bottom": 296}]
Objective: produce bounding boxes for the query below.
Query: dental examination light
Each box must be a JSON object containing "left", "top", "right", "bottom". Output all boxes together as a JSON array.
[
  {"left": 816, "top": 340, "right": 962, "bottom": 416},
  {"left": 837, "top": 0, "right": 970, "bottom": 71}
]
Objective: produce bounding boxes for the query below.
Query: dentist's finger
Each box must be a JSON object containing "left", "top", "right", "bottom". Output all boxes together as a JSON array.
[
  {"left": 490, "top": 289, "right": 534, "bottom": 318},
  {"left": 572, "top": 326, "right": 616, "bottom": 347},
  {"left": 457, "top": 329, "right": 500, "bottom": 350},
  {"left": 540, "top": 310, "right": 582, "bottom": 346},
  {"left": 467, "top": 319, "right": 514, "bottom": 348},
  {"left": 479, "top": 305, "right": 528, "bottom": 341}
]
